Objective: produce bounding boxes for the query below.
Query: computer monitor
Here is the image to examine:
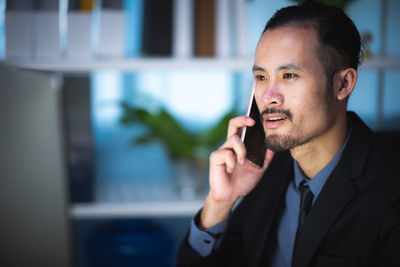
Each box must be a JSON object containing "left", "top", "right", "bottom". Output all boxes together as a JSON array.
[{"left": 0, "top": 65, "right": 72, "bottom": 267}]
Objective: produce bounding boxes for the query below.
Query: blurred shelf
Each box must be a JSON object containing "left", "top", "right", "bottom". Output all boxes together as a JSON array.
[
  {"left": 2, "top": 57, "right": 400, "bottom": 73},
  {"left": 69, "top": 200, "right": 203, "bottom": 219},
  {"left": 0, "top": 57, "right": 254, "bottom": 73},
  {"left": 360, "top": 57, "right": 400, "bottom": 70}
]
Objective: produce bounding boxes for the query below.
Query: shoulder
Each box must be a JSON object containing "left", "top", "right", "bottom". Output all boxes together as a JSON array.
[{"left": 369, "top": 133, "right": 400, "bottom": 197}]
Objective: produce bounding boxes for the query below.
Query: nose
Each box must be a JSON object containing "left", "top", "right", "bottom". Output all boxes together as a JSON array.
[{"left": 261, "top": 87, "right": 284, "bottom": 106}]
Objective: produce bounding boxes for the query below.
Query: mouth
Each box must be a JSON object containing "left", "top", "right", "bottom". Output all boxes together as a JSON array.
[
  {"left": 267, "top": 115, "right": 287, "bottom": 122},
  {"left": 263, "top": 114, "right": 288, "bottom": 128},
  {"left": 260, "top": 108, "right": 292, "bottom": 129}
]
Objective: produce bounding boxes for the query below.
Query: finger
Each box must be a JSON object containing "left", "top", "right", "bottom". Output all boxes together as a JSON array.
[
  {"left": 227, "top": 116, "right": 255, "bottom": 139},
  {"left": 222, "top": 135, "right": 247, "bottom": 165},
  {"left": 210, "top": 148, "right": 237, "bottom": 173},
  {"left": 261, "top": 149, "right": 275, "bottom": 171}
]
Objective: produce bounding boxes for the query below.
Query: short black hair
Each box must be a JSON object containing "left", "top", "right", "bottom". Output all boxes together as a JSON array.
[{"left": 263, "top": 1, "right": 362, "bottom": 79}]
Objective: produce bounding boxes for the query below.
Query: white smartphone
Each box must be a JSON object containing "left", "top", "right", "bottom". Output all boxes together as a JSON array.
[{"left": 240, "top": 84, "right": 266, "bottom": 167}]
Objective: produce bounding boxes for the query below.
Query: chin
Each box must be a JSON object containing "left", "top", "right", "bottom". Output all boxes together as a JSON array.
[
  {"left": 265, "top": 132, "right": 311, "bottom": 152},
  {"left": 265, "top": 134, "right": 297, "bottom": 152}
]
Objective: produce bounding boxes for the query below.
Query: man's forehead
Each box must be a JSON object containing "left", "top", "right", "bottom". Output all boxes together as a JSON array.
[
  {"left": 255, "top": 27, "right": 318, "bottom": 60},
  {"left": 254, "top": 26, "right": 320, "bottom": 69}
]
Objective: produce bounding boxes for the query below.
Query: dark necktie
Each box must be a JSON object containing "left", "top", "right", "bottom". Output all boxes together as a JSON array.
[{"left": 298, "top": 180, "right": 314, "bottom": 228}]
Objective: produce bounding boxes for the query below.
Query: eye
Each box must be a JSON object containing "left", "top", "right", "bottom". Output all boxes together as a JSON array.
[
  {"left": 255, "top": 74, "right": 266, "bottom": 81},
  {"left": 283, "top": 73, "right": 298, "bottom": 79}
]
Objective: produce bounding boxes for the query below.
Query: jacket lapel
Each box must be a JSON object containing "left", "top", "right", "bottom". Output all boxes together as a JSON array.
[
  {"left": 292, "top": 112, "right": 375, "bottom": 267},
  {"left": 291, "top": 166, "right": 356, "bottom": 267}
]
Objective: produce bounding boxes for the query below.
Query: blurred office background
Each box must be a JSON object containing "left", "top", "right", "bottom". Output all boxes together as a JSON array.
[{"left": 0, "top": 0, "right": 399, "bottom": 266}]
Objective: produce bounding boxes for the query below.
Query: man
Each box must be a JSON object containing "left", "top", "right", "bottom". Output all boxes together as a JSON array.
[{"left": 178, "top": 2, "right": 400, "bottom": 267}]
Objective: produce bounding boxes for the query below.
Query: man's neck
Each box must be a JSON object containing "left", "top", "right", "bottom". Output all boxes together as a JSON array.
[{"left": 290, "top": 114, "right": 348, "bottom": 179}]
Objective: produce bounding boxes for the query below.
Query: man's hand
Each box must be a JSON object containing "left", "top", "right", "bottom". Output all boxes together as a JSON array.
[{"left": 200, "top": 115, "right": 275, "bottom": 229}]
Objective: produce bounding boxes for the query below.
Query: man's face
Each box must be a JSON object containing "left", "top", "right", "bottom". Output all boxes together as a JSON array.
[{"left": 253, "top": 26, "right": 337, "bottom": 152}]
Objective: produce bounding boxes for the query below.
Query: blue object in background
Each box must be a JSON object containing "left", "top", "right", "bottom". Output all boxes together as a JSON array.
[
  {"left": 0, "top": 0, "right": 5, "bottom": 59},
  {"left": 74, "top": 217, "right": 191, "bottom": 267},
  {"left": 87, "top": 220, "right": 172, "bottom": 267},
  {"left": 383, "top": 71, "right": 400, "bottom": 127},
  {"left": 124, "top": 0, "right": 143, "bottom": 58}
]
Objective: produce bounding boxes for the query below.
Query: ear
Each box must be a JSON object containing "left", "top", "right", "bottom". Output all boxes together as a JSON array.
[{"left": 336, "top": 68, "right": 357, "bottom": 101}]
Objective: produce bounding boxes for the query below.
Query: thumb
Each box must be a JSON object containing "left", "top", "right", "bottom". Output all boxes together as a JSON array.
[{"left": 262, "top": 149, "right": 275, "bottom": 171}]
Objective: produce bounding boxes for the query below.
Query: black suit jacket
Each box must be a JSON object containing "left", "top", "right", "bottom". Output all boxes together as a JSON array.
[{"left": 178, "top": 112, "right": 400, "bottom": 267}]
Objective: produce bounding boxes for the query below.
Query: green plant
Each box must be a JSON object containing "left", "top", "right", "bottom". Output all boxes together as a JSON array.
[{"left": 119, "top": 102, "right": 236, "bottom": 161}]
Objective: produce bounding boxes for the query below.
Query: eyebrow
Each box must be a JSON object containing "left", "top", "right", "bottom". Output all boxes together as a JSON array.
[
  {"left": 252, "top": 65, "right": 265, "bottom": 72},
  {"left": 252, "top": 64, "right": 304, "bottom": 72},
  {"left": 277, "top": 64, "right": 304, "bottom": 72}
]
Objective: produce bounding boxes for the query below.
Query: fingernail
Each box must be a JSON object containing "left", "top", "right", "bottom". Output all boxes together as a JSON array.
[{"left": 247, "top": 117, "right": 254, "bottom": 124}]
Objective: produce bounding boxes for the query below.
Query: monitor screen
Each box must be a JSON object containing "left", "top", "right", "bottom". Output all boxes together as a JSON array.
[{"left": 0, "top": 65, "right": 72, "bottom": 267}]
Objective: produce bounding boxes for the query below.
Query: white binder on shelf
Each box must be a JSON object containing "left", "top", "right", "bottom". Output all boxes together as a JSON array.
[
  {"left": 215, "top": 0, "right": 231, "bottom": 58},
  {"left": 173, "top": 0, "right": 194, "bottom": 58}
]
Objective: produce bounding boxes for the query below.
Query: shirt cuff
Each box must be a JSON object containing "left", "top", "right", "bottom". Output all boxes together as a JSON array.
[{"left": 187, "top": 208, "right": 229, "bottom": 257}]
